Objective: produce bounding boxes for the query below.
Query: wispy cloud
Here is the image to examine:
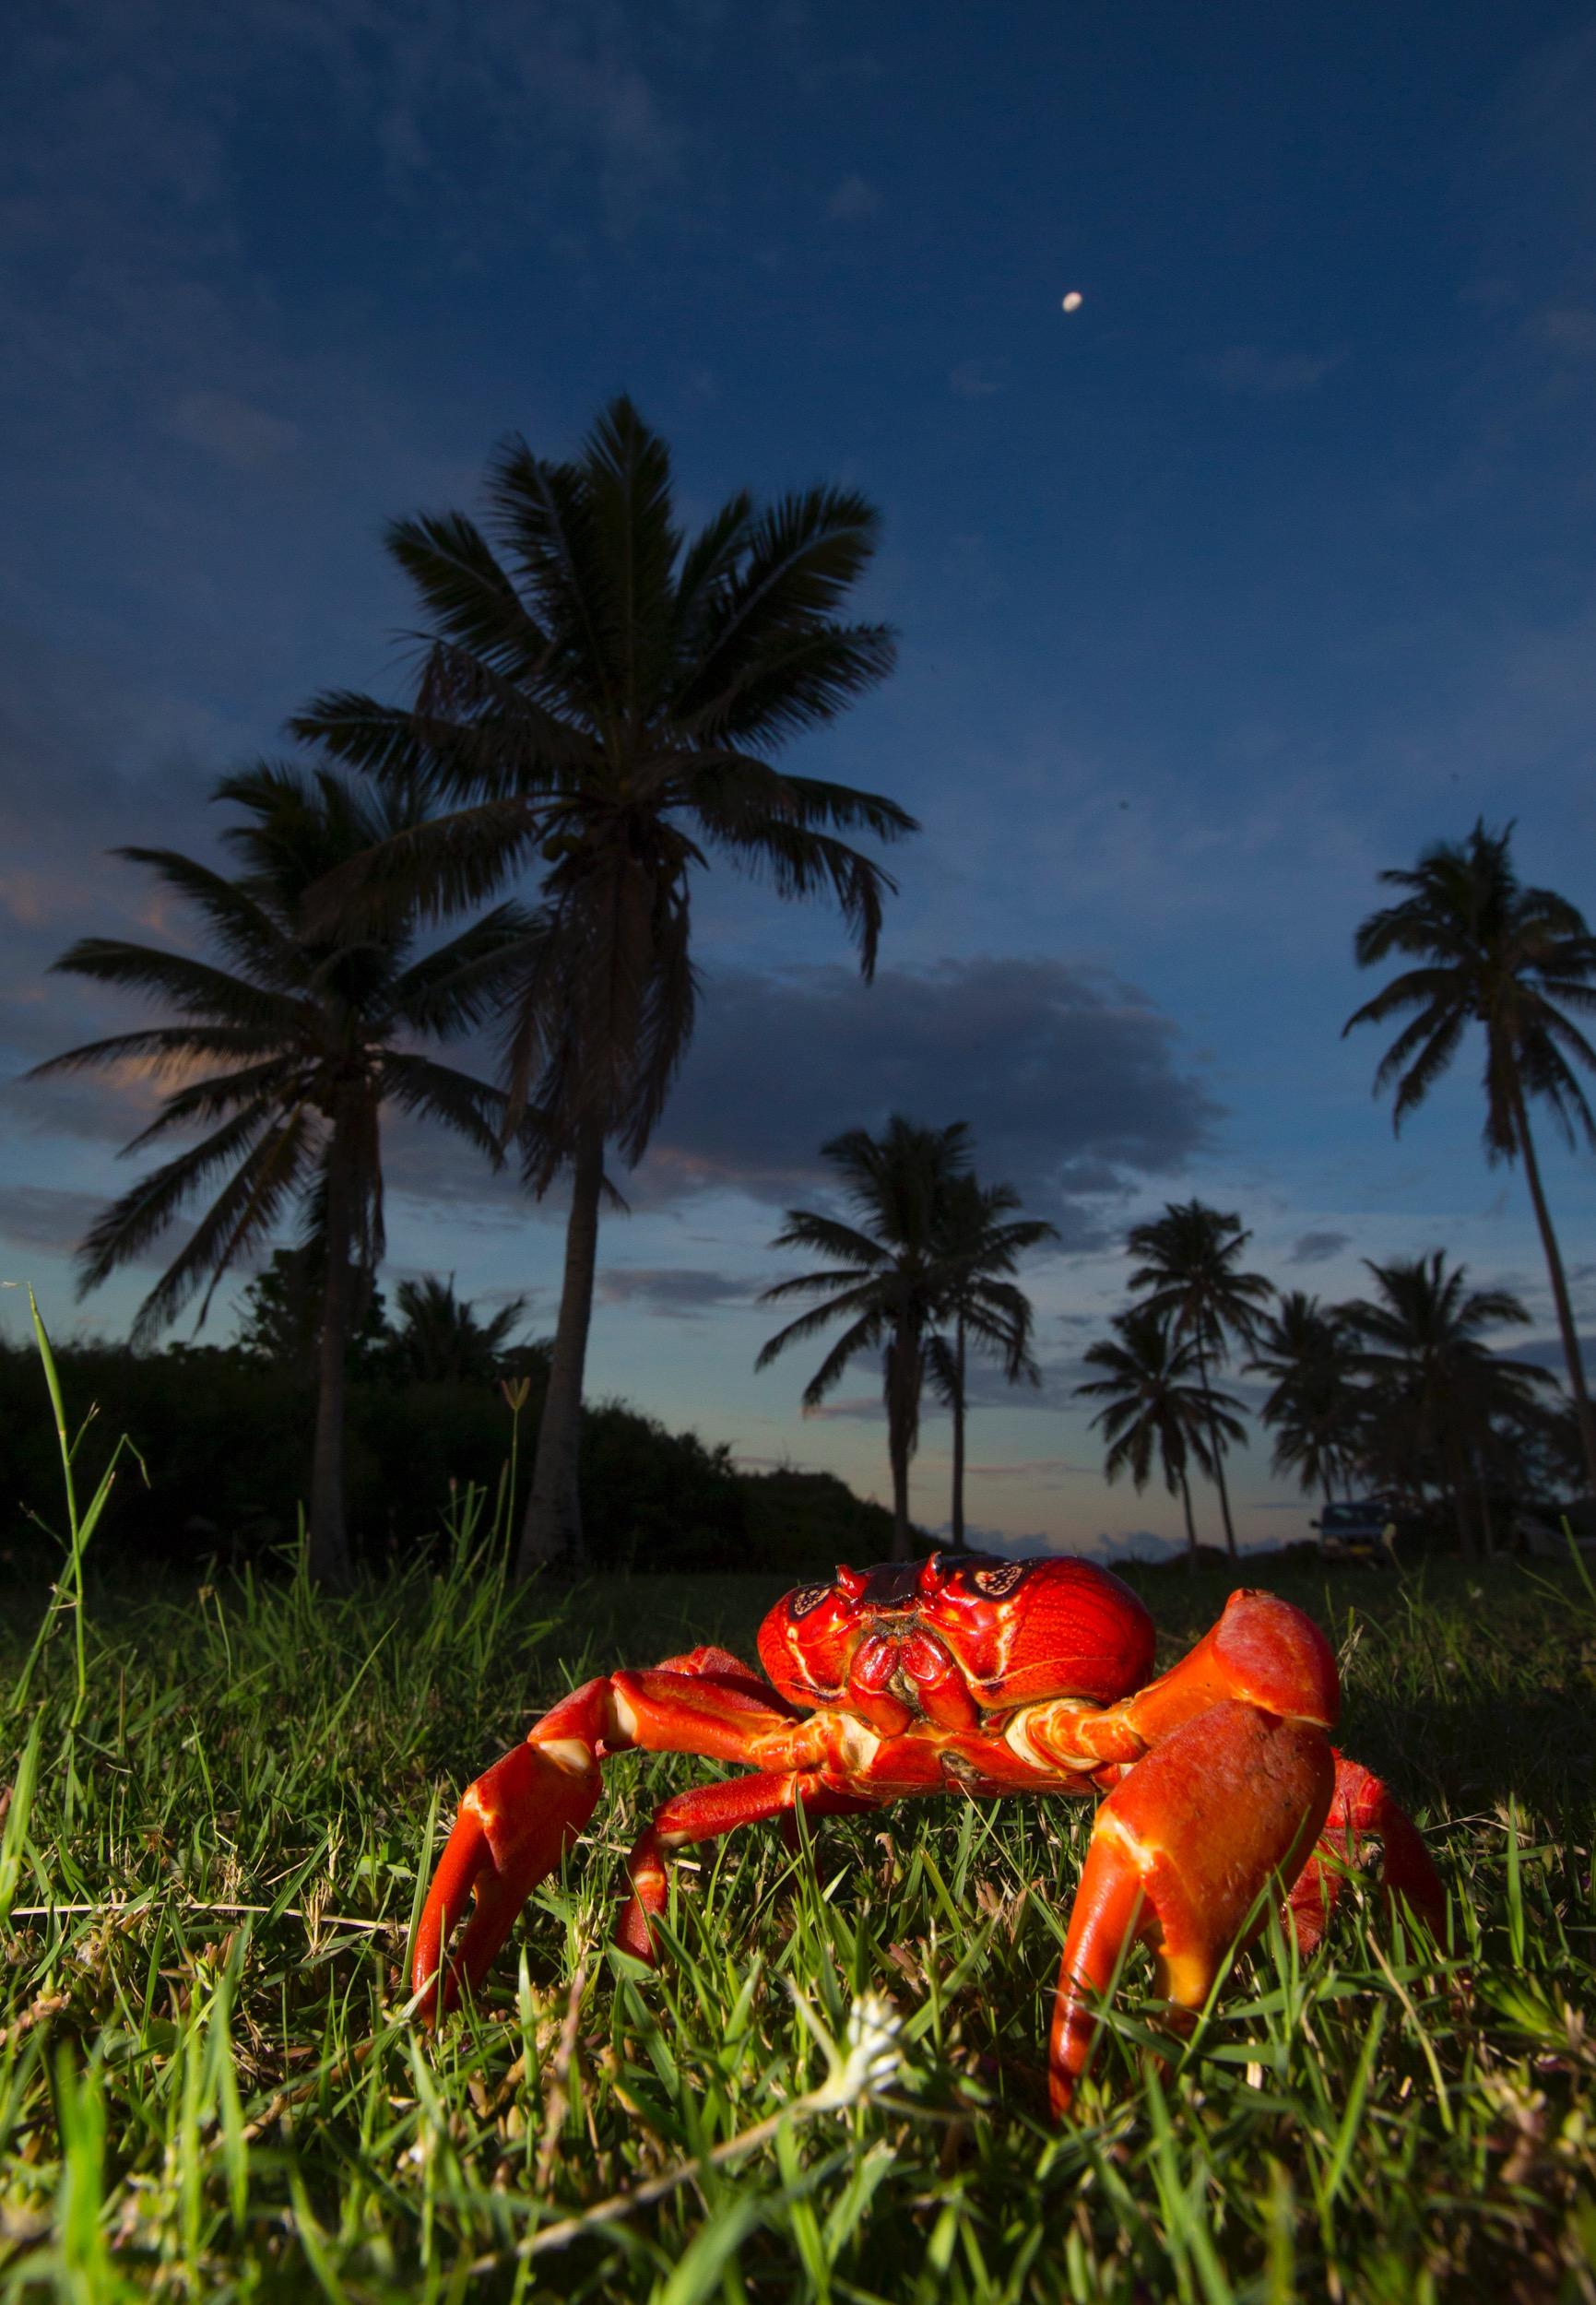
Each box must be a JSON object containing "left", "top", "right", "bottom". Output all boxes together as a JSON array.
[
  {"left": 1535, "top": 304, "right": 1596, "bottom": 361},
  {"left": 597, "top": 1267, "right": 753, "bottom": 1318},
  {"left": 826, "top": 173, "right": 879, "bottom": 220},
  {"left": 948, "top": 358, "right": 1008, "bottom": 399},
  {"left": 165, "top": 392, "right": 301, "bottom": 469},
  {"left": 1199, "top": 345, "right": 1345, "bottom": 397}
]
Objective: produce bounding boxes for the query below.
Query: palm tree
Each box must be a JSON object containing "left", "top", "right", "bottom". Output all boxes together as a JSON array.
[
  {"left": 1344, "top": 820, "right": 1596, "bottom": 1502},
  {"left": 1074, "top": 1306, "right": 1246, "bottom": 1567},
  {"left": 294, "top": 397, "right": 912, "bottom": 1576},
  {"left": 1336, "top": 1251, "right": 1554, "bottom": 1554},
  {"left": 1125, "top": 1200, "right": 1273, "bottom": 1557},
  {"left": 30, "top": 762, "right": 528, "bottom": 1583},
  {"left": 390, "top": 1274, "right": 529, "bottom": 1386},
  {"left": 1247, "top": 1291, "right": 1365, "bottom": 1510},
  {"left": 756, "top": 1117, "right": 972, "bottom": 1560},
  {"left": 923, "top": 1173, "right": 1059, "bottom": 1548}
]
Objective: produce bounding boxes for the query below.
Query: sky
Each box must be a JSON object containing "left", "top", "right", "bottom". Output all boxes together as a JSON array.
[{"left": 3, "top": 0, "right": 1595, "bottom": 1564}]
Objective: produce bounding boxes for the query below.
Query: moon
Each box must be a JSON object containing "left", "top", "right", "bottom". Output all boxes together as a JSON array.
[{"left": 1061, "top": 290, "right": 1083, "bottom": 313}]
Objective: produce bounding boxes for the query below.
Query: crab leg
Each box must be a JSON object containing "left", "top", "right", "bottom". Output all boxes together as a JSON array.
[
  {"left": 411, "top": 1649, "right": 823, "bottom": 2017},
  {"left": 1285, "top": 1753, "right": 1446, "bottom": 1953},
  {"left": 1048, "top": 1699, "right": 1335, "bottom": 2114},
  {"left": 616, "top": 1772, "right": 878, "bottom": 1959}
]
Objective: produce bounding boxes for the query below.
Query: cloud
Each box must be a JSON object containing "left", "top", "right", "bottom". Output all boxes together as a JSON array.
[
  {"left": 1199, "top": 345, "right": 1345, "bottom": 398},
  {"left": 1503, "top": 1332, "right": 1593, "bottom": 1383},
  {"left": 949, "top": 359, "right": 1008, "bottom": 399},
  {"left": 1288, "top": 1228, "right": 1353, "bottom": 1267},
  {"left": 639, "top": 955, "right": 1222, "bottom": 1235},
  {"left": 597, "top": 1266, "right": 753, "bottom": 1318},
  {"left": 0, "top": 1181, "right": 207, "bottom": 1275},
  {"left": 1535, "top": 304, "right": 1596, "bottom": 361},
  {"left": 166, "top": 392, "right": 301, "bottom": 469},
  {"left": 0, "top": 1185, "right": 111, "bottom": 1256},
  {"left": 826, "top": 173, "right": 879, "bottom": 220}
]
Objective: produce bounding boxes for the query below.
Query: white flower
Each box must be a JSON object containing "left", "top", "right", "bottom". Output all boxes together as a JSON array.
[{"left": 807, "top": 1992, "right": 904, "bottom": 2110}]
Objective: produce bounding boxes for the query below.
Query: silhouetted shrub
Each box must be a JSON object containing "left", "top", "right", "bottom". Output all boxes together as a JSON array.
[{"left": 0, "top": 1339, "right": 751, "bottom": 1576}]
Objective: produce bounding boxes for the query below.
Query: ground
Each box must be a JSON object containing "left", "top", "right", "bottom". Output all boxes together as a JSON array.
[{"left": 1, "top": 1543, "right": 1594, "bottom": 2301}]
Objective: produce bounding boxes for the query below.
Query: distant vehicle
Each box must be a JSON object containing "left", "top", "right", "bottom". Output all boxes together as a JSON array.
[{"left": 1310, "top": 1500, "right": 1398, "bottom": 1568}]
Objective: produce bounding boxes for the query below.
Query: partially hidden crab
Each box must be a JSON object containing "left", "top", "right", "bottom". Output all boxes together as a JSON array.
[{"left": 410, "top": 1553, "right": 1444, "bottom": 2113}]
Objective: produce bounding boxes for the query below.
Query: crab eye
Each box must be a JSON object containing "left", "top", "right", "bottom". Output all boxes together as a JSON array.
[
  {"left": 788, "top": 1584, "right": 833, "bottom": 1620},
  {"left": 972, "top": 1561, "right": 1028, "bottom": 1599}
]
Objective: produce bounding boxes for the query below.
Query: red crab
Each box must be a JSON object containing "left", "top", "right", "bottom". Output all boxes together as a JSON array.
[{"left": 410, "top": 1553, "right": 1444, "bottom": 2113}]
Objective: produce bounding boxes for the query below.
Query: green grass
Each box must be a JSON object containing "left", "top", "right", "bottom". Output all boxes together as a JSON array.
[{"left": 2, "top": 1447, "right": 1595, "bottom": 2295}]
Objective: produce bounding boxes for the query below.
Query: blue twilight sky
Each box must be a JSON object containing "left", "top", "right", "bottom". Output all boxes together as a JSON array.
[{"left": 3, "top": 1, "right": 1595, "bottom": 1562}]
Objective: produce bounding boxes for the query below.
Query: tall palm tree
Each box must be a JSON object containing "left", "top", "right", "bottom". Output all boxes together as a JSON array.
[
  {"left": 1125, "top": 1200, "right": 1272, "bottom": 1557},
  {"left": 30, "top": 762, "right": 528, "bottom": 1583},
  {"left": 1336, "top": 1251, "right": 1554, "bottom": 1555},
  {"left": 756, "top": 1117, "right": 972, "bottom": 1560},
  {"left": 1247, "top": 1291, "right": 1364, "bottom": 1510},
  {"left": 923, "top": 1173, "right": 1059, "bottom": 1548},
  {"left": 390, "top": 1274, "right": 529, "bottom": 1386},
  {"left": 294, "top": 397, "right": 912, "bottom": 1576},
  {"left": 1345, "top": 819, "right": 1596, "bottom": 1502},
  {"left": 1074, "top": 1306, "right": 1246, "bottom": 1567}
]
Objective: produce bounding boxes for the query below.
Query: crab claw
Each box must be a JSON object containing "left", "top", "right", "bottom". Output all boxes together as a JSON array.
[
  {"left": 411, "top": 1683, "right": 607, "bottom": 2019},
  {"left": 1049, "top": 1700, "right": 1334, "bottom": 2113}
]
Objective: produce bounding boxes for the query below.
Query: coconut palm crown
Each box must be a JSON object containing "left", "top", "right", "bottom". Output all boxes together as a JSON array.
[
  {"left": 1247, "top": 1290, "right": 1363, "bottom": 1509},
  {"left": 757, "top": 1117, "right": 973, "bottom": 1561},
  {"left": 1336, "top": 1249, "right": 1554, "bottom": 1554},
  {"left": 924, "top": 1172, "right": 1059, "bottom": 1548},
  {"left": 30, "top": 762, "right": 530, "bottom": 1581},
  {"left": 294, "top": 397, "right": 914, "bottom": 1574},
  {"left": 1074, "top": 1305, "right": 1246, "bottom": 1566},
  {"left": 1124, "top": 1200, "right": 1273, "bottom": 1558},
  {"left": 1343, "top": 818, "right": 1596, "bottom": 1500}
]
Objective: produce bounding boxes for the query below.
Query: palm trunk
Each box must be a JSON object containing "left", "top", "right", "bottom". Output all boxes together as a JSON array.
[
  {"left": 949, "top": 1312, "right": 967, "bottom": 1551},
  {"left": 1195, "top": 1333, "right": 1239, "bottom": 1557},
  {"left": 1177, "top": 1465, "right": 1199, "bottom": 1571},
  {"left": 886, "top": 1319, "right": 920, "bottom": 1562},
  {"left": 1445, "top": 1436, "right": 1473, "bottom": 1558},
  {"left": 1474, "top": 1453, "right": 1494, "bottom": 1558},
  {"left": 307, "top": 1109, "right": 355, "bottom": 1588},
  {"left": 517, "top": 1117, "right": 605, "bottom": 1578},
  {"left": 1512, "top": 1082, "right": 1596, "bottom": 1507}
]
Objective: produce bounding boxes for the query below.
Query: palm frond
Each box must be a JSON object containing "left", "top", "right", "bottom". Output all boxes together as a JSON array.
[{"left": 47, "top": 939, "right": 305, "bottom": 1034}]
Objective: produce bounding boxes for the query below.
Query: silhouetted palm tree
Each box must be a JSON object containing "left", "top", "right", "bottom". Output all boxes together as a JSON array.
[
  {"left": 1247, "top": 1291, "right": 1364, "bottom": 1509},
  {"left": 30, "top": 763, "right": 527, "bottom": 1582},
  {"left": 390, "top": 1274, "right": 529, "bottom": 1386},
  {"left": 1345, "top": 820, "right": 1596, "bottom": 1501},
  {"left": 757, "top": 1117, "right": 971, "bottom": 1560},
  {"left": 923, "top": 1173, "right": 1059, "bottom": 1548},
  {"left": 296, "top": 397, "right": 912, "bottom": 1576},
  {"left": 1336, "top": 1250, "right": 1554, "bottom": 1554},
  {"left": 1075, "top": 1306, "right": 1245, "bottom": 1567},
  {"left": 1125, "top": 1200, "right": 1272, "bottom": 1557}
]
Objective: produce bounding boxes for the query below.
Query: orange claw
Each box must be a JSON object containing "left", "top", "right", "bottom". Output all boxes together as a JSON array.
[{"left": 1050, "top": 1699, "right": 1335, "bottom": 2113}]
